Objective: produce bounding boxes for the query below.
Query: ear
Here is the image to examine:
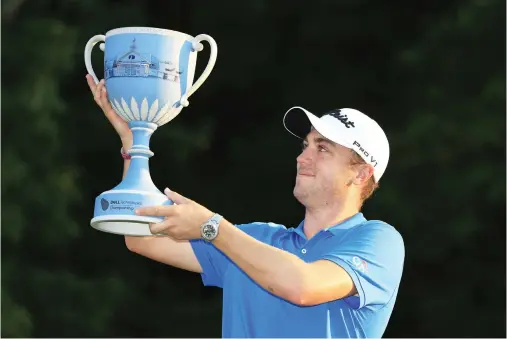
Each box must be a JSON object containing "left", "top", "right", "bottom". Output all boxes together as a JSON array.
[{"left": 352, "top": 164, "right": 374, "bottom": 185}]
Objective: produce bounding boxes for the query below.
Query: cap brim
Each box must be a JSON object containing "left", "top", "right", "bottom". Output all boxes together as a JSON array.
[
  {"left": 283, "top": 106, "right": 314, "bottom": 139},
  {"left": 283, "top": 106, "right": 351, "bottom": 147}
]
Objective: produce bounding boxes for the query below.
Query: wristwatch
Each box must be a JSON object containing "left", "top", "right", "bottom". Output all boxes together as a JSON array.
[{"left": 200, "top": 213, "right": 222, "bottom": 242}]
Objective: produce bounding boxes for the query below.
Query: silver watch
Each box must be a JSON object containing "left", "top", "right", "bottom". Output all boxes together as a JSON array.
[{"left": 200, "top": 213, "right": 222, "bottom": 242}]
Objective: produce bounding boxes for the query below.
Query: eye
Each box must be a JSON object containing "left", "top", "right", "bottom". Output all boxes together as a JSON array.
[
  {"left": 318, "top": 145, "right": 328, "bottom": 152},
  {"left": 301, "top": 142, "right": 308, "bottom": 150}
]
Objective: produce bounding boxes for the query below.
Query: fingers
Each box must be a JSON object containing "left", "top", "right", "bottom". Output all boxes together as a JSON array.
[
  {"left": 85, "top": 75, "right": 107, "bottom": 109},
  {"left": 149, "top": 219, "right": 173, "bottom": 235},
  {"left": 99, "top": 84, "right": 115, "bottom": 114},
  {"left": 135, "top": 205, "right": 177, "bottom": 217},
  {"left": 85, "top": 74, "right": 97, "bottom": 92},
  {"left": 165, "top": 188, "right": 191, "bottom": 204},
  {"left": 91, "top": 78, "right": 105, "bottom": 109},
  {"left": 136, "top": 204, "right": 182, "bottom": 236},
  {"left": 86, "top": 75, "right": 116, "bottom": 115}
]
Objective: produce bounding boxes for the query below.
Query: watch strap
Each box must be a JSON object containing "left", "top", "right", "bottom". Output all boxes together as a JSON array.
[{"left": 209, "top": 213, "right": 223, "bottom": 225}]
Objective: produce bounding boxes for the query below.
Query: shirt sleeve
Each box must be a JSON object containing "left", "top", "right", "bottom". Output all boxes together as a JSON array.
[
  {"left": 190, "top": 221, "right": 287, "bottom": 288},
  {"left": 190, "top": 238, "right": 230, "bottom": 288},
  {"left": 317, "top": 222, "right": 405, "bottom": 309}
]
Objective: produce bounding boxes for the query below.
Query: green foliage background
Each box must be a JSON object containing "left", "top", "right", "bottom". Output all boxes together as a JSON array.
[{"left": 2, "top": 0, "right": 505, "bottom": 337}]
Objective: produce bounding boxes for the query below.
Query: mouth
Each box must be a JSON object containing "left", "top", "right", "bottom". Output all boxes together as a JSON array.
[{"left": 297, "top": 171, "right": 315, "bottom": 177}]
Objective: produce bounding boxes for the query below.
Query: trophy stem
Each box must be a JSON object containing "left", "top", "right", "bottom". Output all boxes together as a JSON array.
[{"left": 117, "top": 121, "right": 159, "bottom": 192}]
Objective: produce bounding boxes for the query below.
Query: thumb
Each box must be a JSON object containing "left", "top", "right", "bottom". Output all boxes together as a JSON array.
[{"left": 164, "top": 188, "right": 190, "bottom": 204}]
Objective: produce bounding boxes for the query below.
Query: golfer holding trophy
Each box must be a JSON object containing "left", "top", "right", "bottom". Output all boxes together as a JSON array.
[{"left": 85, "top": 26, "right": 404, "bottom": 339}]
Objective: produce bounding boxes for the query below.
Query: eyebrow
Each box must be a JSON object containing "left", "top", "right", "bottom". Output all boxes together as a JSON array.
[{"left": 302, "top": 136, "right": 336, "bottom": 148}]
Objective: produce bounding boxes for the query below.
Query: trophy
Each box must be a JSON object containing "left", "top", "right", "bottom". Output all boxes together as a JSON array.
[{"left": 84, "top": 27, "right": 217, "bottom": 236}]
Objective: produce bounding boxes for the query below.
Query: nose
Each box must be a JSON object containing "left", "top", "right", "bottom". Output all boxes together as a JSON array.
[{"left": 297, "top": 147, "right": 313, "bottom": 166}]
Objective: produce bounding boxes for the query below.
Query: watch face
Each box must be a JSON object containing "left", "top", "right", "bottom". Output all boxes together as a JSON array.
[{"left": 203, "top": 224, "right": 216, "bottom": 239}]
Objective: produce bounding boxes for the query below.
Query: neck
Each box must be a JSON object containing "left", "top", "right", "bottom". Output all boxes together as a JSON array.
[{"left": 303, "top": 198, "right": 360, "bottom": 239}]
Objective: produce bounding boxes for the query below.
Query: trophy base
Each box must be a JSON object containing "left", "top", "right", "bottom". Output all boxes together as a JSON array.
[
  {"left": 90, "top": 215, "right": 164, "bottom": 236},
  {"left": 91, "top": 186, "right": 173, "bottom": 236}
]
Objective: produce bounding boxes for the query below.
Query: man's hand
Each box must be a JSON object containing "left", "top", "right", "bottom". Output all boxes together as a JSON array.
[
  {"left": 136, "top": 188, "right": 214, "bottom": 240},
  {"left": 86, "top": 75, "right": 133, "bottom": 149}
]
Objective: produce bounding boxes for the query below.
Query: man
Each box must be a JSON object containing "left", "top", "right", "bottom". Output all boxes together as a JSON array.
[{"left": 86, "top": 75, "right": 405, "bottom": 338}]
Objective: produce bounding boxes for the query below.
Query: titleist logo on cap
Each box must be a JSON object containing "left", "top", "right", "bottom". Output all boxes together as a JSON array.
[{"left": 328, "top": 109, "right": 355, "bottom": 128}]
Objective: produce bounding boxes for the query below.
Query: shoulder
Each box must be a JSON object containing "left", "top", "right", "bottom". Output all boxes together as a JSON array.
[
  {"left": 234, "top": 221, "right": 289, "bottom": 241},
  {"left": 319, "top": 219, "right": 405, "bottom": 272},
  {"left": 325, "top": 219, "right": 404, "bottom": 257},
  {"left": 354, "top": 219, "right": 404, "bottom": 244},
  {"left": 350, "top": 220, "right": 406, "bottom": 260}
]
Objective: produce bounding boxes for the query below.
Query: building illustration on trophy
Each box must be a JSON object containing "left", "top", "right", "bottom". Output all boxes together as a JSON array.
[{"left": 104, "top": 38, "right": 183, "bottom": 81}]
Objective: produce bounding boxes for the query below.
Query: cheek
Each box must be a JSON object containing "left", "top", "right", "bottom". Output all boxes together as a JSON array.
[{"left": 319, "top": 162, "right": 353, "bottom": 186}]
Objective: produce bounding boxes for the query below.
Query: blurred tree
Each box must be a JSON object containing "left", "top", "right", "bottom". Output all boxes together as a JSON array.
[
  {"left": 381, "top": 0, "right": 506, "bottom": 335},
  {"left": 2, "top": 2, "right": 134, "bottom": 337}
]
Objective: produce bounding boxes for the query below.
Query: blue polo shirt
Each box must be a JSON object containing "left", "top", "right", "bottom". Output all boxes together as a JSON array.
[{"left": 190, "top": 213, "right": 405, "bottom": 338}]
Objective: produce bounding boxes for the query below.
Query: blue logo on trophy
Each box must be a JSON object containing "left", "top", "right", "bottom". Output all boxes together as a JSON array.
[{"left": 84, "top": 27, "right": 218, "bottom": 236}]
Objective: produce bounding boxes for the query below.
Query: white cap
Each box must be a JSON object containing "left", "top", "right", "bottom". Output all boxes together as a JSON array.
[{"left": 283, "top": 106, "right": 390, "bottom": 182}]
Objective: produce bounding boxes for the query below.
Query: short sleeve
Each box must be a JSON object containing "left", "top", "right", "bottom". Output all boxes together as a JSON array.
[
  {"left": 190, "top": 239, "right": 230, "bottom": 288},
  {"left": 318, "top": 222, "right": 405, "bottom": 309},
  {"left": 190, "top": 221, "right": 287, "bottom": 288}
]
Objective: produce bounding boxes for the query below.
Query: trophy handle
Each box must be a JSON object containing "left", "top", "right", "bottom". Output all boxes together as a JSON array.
[
  {"left": 179, "top": 34, "right": 218, "bottom": 107},
  {"left": 84, "top": 34, "right": 106, "bottom": 84}
]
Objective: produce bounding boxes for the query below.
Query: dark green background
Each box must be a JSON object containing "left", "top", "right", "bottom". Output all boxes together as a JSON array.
[{"left": 2, "top": 0, "right": 505, "bottom": 337}]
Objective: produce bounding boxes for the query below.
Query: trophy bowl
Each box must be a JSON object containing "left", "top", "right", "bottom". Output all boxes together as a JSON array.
[{"left": 84, "top": 27, "right": 217, "bottom": 236}]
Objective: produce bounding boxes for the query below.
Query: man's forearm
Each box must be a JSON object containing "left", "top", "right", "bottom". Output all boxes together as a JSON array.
[
  {"left": 122, "top": 158, "right": 130, "bottom": 179},
  {"left": 122, "top": 140, "right": 132, "bottom": 244},
  {"left": 212, "top": 220, "right": 308, "bottom": 304},
  {"left": 121, "top": 139, "right": 132, "bottom": 180}
]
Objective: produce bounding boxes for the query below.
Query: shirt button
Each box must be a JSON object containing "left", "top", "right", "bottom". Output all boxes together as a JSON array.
[{"left": 301, "top": 249, "right": 307, "bottom": 254}]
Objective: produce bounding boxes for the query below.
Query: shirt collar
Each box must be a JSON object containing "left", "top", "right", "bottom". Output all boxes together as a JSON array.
[{"left": 293, "top": 212, "right": 367, "bottom": 238}]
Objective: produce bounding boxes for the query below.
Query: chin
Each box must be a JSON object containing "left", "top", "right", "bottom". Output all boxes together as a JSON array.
[{"left": 293, "top": 187, "right": 309, "bottom": 205}]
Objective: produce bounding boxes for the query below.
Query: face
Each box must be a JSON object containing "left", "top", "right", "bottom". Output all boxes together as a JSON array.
[{"left": 293, "top": 128, "right": 370, "bottom": 207}]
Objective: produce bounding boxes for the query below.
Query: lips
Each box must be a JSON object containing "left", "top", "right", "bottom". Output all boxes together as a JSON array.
[{"left": 297, "top": 171, "right": 315, "bottom": 176}]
